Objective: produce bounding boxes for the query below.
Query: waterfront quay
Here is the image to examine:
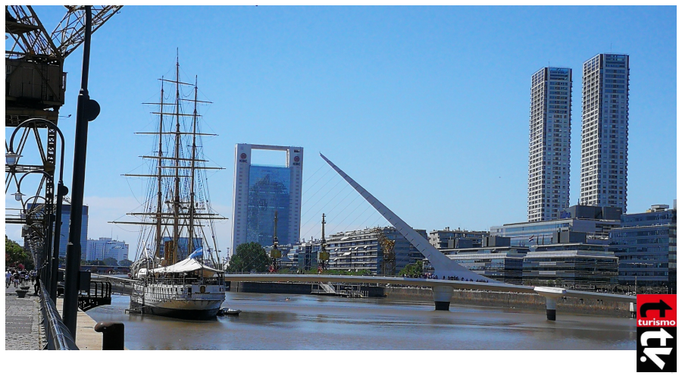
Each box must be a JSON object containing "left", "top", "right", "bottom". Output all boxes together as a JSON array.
[{"left": 4, "top": 284, "right": 102, "bottom": 350}]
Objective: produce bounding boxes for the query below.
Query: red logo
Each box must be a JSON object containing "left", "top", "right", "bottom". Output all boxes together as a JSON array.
[{"left": 637, "top": 294, "right": 677, "bottom": 327}]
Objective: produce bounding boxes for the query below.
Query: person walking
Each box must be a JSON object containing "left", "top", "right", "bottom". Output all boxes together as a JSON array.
[
  {"left": 5, "top": 271, "right": 11, "bottom": 288},
  {"left": 34, "top": 273, "right": 40, "bottom": 296}
]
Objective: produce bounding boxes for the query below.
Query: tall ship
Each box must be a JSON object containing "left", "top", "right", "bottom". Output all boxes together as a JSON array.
[{"left": 113, "top": 57, "right": 226, "bottom": 319}]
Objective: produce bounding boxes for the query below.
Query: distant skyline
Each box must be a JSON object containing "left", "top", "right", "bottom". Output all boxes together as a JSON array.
[{"left": 4, "top": 5, "right": 677, "bottom": 262}]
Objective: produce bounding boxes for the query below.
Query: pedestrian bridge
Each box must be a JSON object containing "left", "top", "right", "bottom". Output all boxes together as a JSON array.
[{"left": 224, "top": 273, "right": 636, "bottom": 320}]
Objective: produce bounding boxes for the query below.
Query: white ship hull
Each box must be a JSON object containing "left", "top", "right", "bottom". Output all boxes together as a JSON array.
[{"left": 130, "top": 281, "right": 225, "bottom": 319}]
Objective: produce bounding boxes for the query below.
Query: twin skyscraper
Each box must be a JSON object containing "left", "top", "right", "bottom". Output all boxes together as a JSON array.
[{"left": 528, "top": 53, "right": 629, "bottom": 222}]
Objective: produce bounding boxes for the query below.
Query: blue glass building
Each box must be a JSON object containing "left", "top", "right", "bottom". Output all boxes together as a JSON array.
[
  {"left": 246, "top": 165, "right": 292, "bottom": 247},
  {"left": 232, "top": 144, "right": 303, "bottom": 253}
]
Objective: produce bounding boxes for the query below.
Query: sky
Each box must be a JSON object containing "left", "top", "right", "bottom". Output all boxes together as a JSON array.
[{"left": 4, "top": 4, "right": 677, "bottom": 263}]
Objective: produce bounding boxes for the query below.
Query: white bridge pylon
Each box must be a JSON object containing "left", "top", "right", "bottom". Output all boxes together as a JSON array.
[
  {"left": 319, "top": 153, "right": 493, "bottom": 311},
  {"left": 320, "top": 153, "right": 491, "bottom": 282}
]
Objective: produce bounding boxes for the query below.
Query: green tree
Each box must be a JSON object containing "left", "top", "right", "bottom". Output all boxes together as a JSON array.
[
  {"left": 226, "top": 242, "right": 270, "bottom": 273},
  {"left": 119, "top": 259, "right": 133, "bottom": 267},
  {"left": 5, "top": 236, "right": 34, "bottom": 270},
  {"left": 398, "top": 260, "right": 424, "bottom": 278},
  {"left": 103, "top": 257, "right": 118, "bottom": 266}
]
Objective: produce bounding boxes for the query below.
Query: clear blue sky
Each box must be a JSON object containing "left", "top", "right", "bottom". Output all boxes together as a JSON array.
[{"left": 4, "top": 5, "right": 677, "bottom": 261}]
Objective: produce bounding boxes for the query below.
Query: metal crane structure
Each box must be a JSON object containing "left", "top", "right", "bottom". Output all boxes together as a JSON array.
[
  {"left": 5, "top": 5, "right": 122, "bottom": 126},
  {"left": 5, "top": 5, "right": 121, "bottom": 304}
]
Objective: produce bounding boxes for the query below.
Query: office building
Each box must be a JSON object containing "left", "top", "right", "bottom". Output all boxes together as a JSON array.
[
  {"left": 522, "top": 242, "right": 618, "bottom": 288},
  {"left": 231, "top": 144, "right": 303, "bottom": 253},
  {"left": 86, "top": 237, "right": 129, "bottom": 263},
  {"left": 326, "top": 227, "right": 426, "bottom": 275},
  {"left": 57, "top": 204, "right": 89, "bottom": 260},
  {"left": 528, "top": 67, "right": 572, "bottom": 222},
  {"left": 580, "top": 54, "right": 630, "bottom": 212},
  {"left": 428, "top": 227, "right": 489, "bottom": 250},
  {"left": 491, "top": 205, "right": 621, "bottom": 247},
  {"left": 610, "top": 204, "right": 677, "bottom": 291},
  {"left": 443, "top": 246, "right": 528, "bottom": 284}
]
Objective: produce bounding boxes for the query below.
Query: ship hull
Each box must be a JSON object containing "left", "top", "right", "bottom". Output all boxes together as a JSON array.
[{"left": 130, "top": 281, "right": 225, "bottom": 320}]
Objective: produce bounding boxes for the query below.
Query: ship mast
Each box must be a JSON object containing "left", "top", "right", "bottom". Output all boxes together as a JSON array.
[
  {"left": 155, "top": 78, "right": 165, "bottom": 259},
  {"left": 172, "top": 55, "right": 181, "bottom": 265},
  {"left": 110, "top": 55, "right": 227, "bottom": 267},
  {"left": 188, "top": 75, "right": 199, "bottom": 256}
]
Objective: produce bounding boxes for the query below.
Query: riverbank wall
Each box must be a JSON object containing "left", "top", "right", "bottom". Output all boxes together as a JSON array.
[
  {"left": 232, "top": 282, "right": 633, "bottom": 318},
  {"left": 385, "top": 287, "right": 634, "bottom": 318}
]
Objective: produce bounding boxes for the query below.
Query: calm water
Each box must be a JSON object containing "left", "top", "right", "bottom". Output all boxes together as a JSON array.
[{"left": 85, "top": 291, "right": 636, "bottom": 350}]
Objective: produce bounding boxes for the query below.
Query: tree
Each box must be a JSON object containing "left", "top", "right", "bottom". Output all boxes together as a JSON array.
[
  {"left": 5, "top": 236, "right": 34, "bottom": 270},
  {"left": 398, "top": 260, "right": 424, "bottom": 278},
  {"left": 226, "top": 242, "right": 270, "bottom": 273},
  {"left": 119, "top": 259, "right": 133, "bottom": 267},
  {"left": 104, "top": 257, "right": 118, "bottom": 266}
]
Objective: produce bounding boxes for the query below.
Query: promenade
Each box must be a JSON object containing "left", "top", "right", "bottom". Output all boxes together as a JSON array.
[
  {"left": 4, "top": 283, "right": 103, "bottom": 350},
  {"left": 5, "top": 284, "right": 44, "bottom": 350}
]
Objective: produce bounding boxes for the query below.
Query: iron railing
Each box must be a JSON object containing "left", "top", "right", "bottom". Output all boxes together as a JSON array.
[{"left": 38, "top": 280, "right": 78, "bottom": 350}]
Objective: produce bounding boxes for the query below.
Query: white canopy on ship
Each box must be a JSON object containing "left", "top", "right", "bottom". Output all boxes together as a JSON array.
[{"left": 138, "top": 256, "right": 222, "bottom": 278}]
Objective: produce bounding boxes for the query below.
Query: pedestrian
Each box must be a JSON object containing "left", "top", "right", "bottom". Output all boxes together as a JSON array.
[
  {"left": 5, "top": 271, "right": 11, "bottom": 288},
  {"left": 34, "top": 273, "right": 40, "bottom": 296}
]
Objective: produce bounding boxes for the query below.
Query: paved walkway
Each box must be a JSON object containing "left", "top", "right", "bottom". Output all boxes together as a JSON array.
[
  {"left": 5, "top": 282, "right": 103, "bottom": 350},
  {"left": 5, "top": 282, "right": 45, "bottom": 350}
]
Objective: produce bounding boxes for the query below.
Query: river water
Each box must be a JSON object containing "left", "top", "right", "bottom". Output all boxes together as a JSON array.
[{"left": 86, "top": 291, "right": 636, "bottom": 350}]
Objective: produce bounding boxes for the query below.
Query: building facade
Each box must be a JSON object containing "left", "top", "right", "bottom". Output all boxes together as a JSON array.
[
  {"left": 428, "top": 227, "right": 489, "bottom": 249},
  {"left": 491, "top": 205, "right": 621, "bottom": 247},
  {"left": 58, "top": 204, "right": 88, "bottom": 260},
  {"left": 610, "top": 204, "right": 677, "bottom": 291},
  {"left": 443, "top": 247, "right": 528, "bottom": 284},
  {"left": 528, "top": 67, "right": 572, "bottom": 222},
  {"left": 231, "top": 144, "right": 303, "bottom": 253},
  {"left": 326, "top": 227, "right": 425, "bottom": 275},
  {"left": 580, "top": 54, "right": 630, "bottom": 212},
  {"left": 522, "top": 243, "right": 618, "bottom": 288},
  {"left": 86, "top": 237, "right": 129, "bottom": 263}
]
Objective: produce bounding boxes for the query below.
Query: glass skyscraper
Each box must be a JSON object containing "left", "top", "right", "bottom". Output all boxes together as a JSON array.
[
  {"left": 231, "top": 144, "right": 303, "bottom": 254},
  {"left": 528, "top": 67, "right": 572, "bottom": 222},
  {"left": 580, "top": 53, "right": 629, "bottom": 212}
]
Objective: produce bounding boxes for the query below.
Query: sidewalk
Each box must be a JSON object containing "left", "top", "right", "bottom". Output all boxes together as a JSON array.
[
  {"left": 5, "top": 282, "right": 103, "bottom": 350},
  {"left": 4, "top": 283, "right": 44, "bottom": 350}
]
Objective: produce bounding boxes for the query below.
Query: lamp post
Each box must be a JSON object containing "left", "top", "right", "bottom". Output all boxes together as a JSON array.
[
  {"left": 7, "top": 118, "right": 68, "bottom": 302},
  {"left": 63, "top": 5, "right": 100, "bottom": 338}
]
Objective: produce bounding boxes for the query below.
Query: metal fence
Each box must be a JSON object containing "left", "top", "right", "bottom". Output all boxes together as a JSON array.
[{"left": 38, "top": 281, "right": 78, "bottom": 350}]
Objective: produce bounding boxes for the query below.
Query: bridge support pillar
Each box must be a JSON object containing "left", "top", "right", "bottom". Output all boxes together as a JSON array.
[
  {"left": 432, "top": 285, "right": 453, "bottom": 311},
  {"left": 544, "top": 296, "right": 557, "bottom": 321},
  {"left": 534, "top": 287, "right": 566, "bottom": 321}
]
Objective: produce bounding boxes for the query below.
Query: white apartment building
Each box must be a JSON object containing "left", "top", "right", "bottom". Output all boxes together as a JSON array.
[
  {"left": 580, "top": 54, "right": 629, "bottom": 212},
  {"left": 528, "top": 67, "right": 572, "bottom": 221}
]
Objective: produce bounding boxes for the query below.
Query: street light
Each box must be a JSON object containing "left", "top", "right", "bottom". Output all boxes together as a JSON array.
[
  {"left": 6, "top": 152, "right": 22, "bottom": 166},
  {"left": 7, "top": 118, "right": 68, "bottom": 302}
]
